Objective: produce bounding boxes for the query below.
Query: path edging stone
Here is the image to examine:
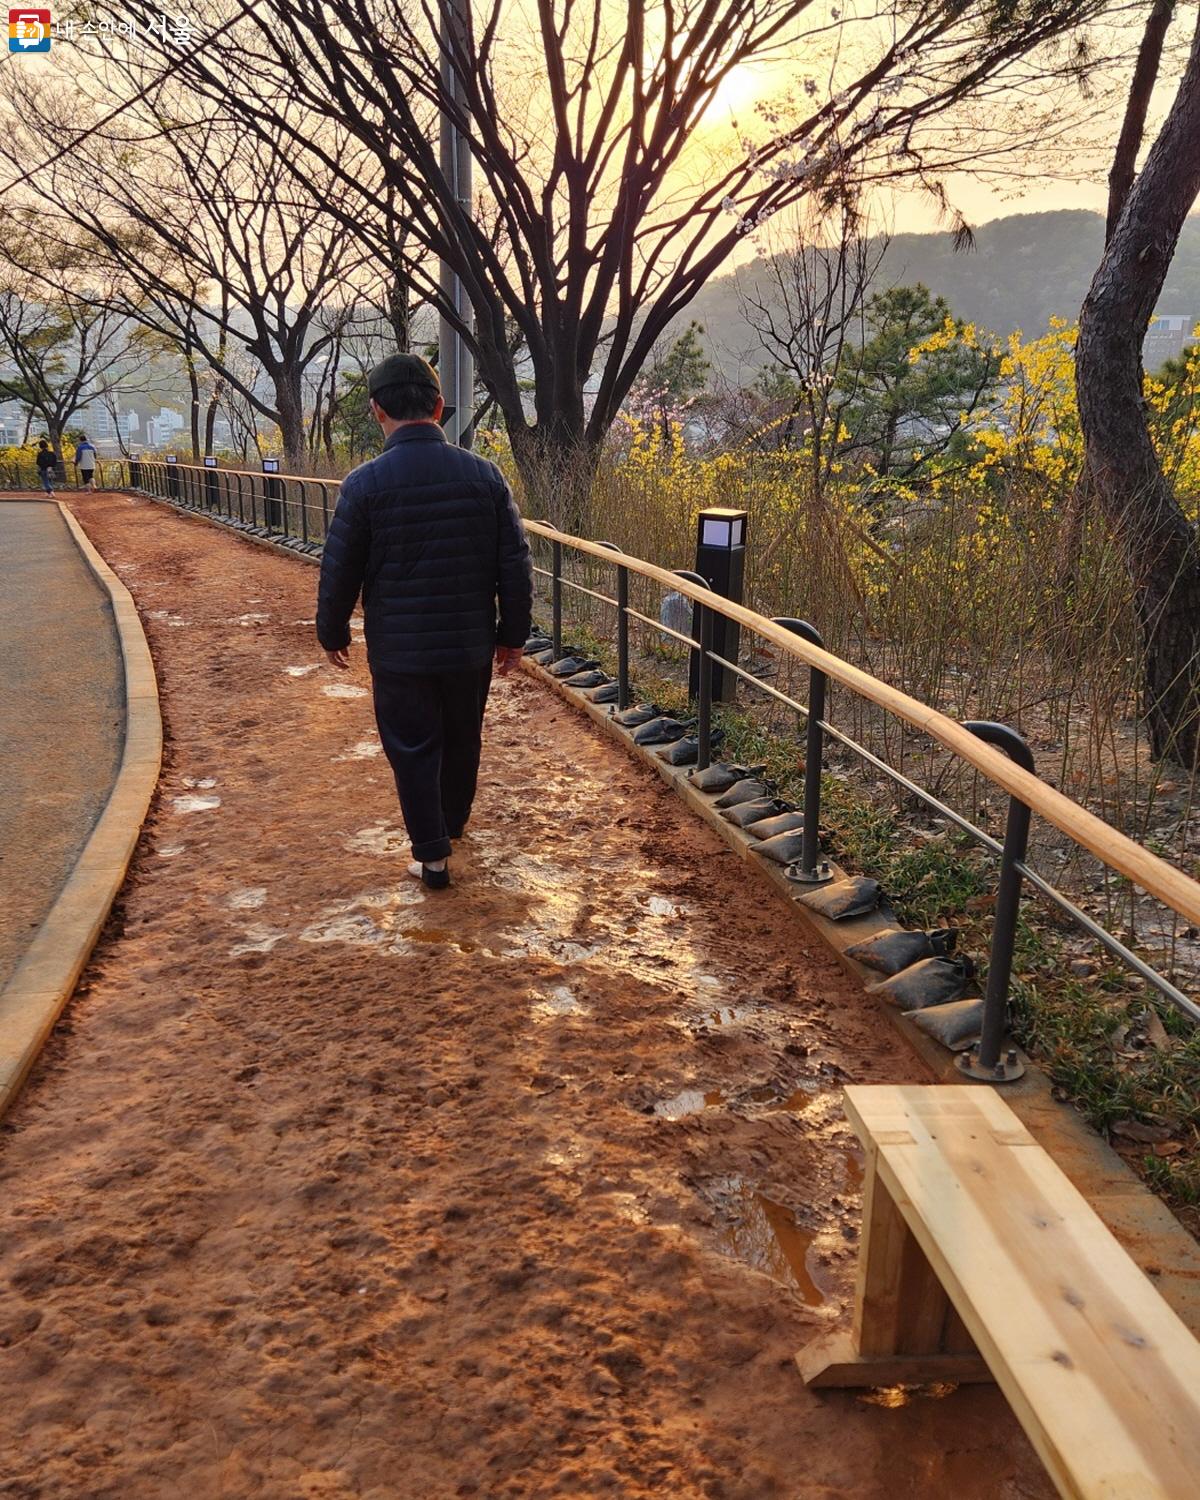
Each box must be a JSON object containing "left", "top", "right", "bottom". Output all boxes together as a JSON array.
[{"left": 0, "top": 499, "right": 162, "bottom": 1117}]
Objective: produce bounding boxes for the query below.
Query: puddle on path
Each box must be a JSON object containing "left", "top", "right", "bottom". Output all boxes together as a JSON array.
[
  {"left": 299, "top": 885, "right": 428, "bottom": 952},
  {"left": 324, "top": 683, "right": 369, "bottom": 700},
  {"left": 712, "top": 1178, "right": 835, "bottom": 1307},
  {"left": 285, "top": 664, "right": 319, "bottom": 677},
  {"left": 173, "top": 795, "right": 221, "bottom": 815},
  {"left": 530, "top": 984, "right": 590, "bottom": 1021},
  {"left": 181, "top": 776, "right": 218, "bottom": 789},
  {"left": 226, "top": 887, "right": 267, "bottom": 910},
  {"left": 653, "top": 1088, "right": 725, "bottom": 1120},
  {"left": 404, "top": 927, "right": 479, "bottom": 955},
  {"left": 858, "top": 1382, "right": 959, "bottom": 1409},
  {"left": 156, "top": 844, "right": 185, "bottom": 858},
  {"left": 345, "top": 824, "right": 408, "bottom": 857},
  {"left": 229, "top": 922, "right": 288, "bottom": 957},
  {"left": 334, "top": 740, "right": 382, "bottom": 761},
  {"left": 467, "top": 833, "right": 719, "bottom": 989}
]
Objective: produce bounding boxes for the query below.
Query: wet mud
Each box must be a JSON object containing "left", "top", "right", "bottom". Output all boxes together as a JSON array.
[{"left": 0, "top": 492, "right": 1054, "bottom": 1498}]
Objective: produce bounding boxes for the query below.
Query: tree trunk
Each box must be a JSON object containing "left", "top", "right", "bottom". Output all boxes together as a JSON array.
[
  {"left": 1076, "top": 7, "right": 1200, "bottom": 766},
  {"left": 274, "top": 373, "right": 307, "bottom": 472},
  {"left": 1060, "top": 0, "right": 1175, "bottom": 591},
  {"left": 187, "top": 358, "right": 202, "bottom": 461},
  {"left": 1107, "top": 0, "right": 1176, "bottom": 242},
  {"left": 204, "top": 377, "right": 224, "bottom": 456},
  {"left": 508, "top": 414, "right": 599, "bottom": 534}
]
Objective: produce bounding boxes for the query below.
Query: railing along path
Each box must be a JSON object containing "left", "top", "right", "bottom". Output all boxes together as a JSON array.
[{"left": 127, "top": 460, "right": 1200, "bottom": 1081}]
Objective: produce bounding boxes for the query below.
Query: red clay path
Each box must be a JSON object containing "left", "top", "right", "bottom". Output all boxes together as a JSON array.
[{"left": 0, "top": 491, "right": 1054, "bottom": 1498}]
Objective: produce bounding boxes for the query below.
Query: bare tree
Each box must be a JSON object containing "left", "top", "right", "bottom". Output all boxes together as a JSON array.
[
  {"left": 0, "top": 68, "right": 382, "bottom": 469},
  {"left": 111, "top": 0, "right": 1116, "bottom": 520},
  {"left": 0, "top": 217, "right": 143, "bottom": 450},
  {"left": 1076, "top": 5, "right": 1200, "bottom": 765},
  {"left": 739, "top": 200, "right": 886, "bottom": 473}
]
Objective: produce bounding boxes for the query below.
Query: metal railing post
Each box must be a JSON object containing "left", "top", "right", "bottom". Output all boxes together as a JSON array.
[
  {"left": 958, "top": 721, "right": 1033, "bottom": 1084},
  {"left": 677, "top": 569, "right": 713, "bottom": 770},
  {"left": 551, "top": 539, "right": 563, "bottom": 657},
  {"left": 774, "top": 618, "right": 831, "bottom": 884},
  {"left": 595, "top": 542, "right": 631, "bottom": 709},
  {"left": 616, "top": 565, "right": 630, "bottom": 709},
  {"left": 696, "top": 601, "right": 714, "bottom": 769}
]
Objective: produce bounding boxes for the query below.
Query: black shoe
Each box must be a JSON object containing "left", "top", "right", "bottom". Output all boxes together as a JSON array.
[{"left": 408, "top": 860, "right": 451, "bottom": 889}]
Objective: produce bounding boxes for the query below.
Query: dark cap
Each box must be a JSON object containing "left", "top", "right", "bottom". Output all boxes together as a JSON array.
[{"left": 367, "top": 353, "right": 440, "bottom": 397}]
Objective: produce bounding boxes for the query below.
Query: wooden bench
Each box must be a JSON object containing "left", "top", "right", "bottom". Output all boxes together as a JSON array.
[{"left": 797, "top": 1085, "right": 1200, "bottom": 1499}]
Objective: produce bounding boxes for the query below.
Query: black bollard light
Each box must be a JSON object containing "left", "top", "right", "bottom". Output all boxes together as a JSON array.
[
  {"left": 688, "top": 508, "right": 747, "bottom": 703},
  {"left": 203, "top": 454, "right": 219, "bottom": 511},
  {"left": 262, "top": 457, "right": 284, "bottom": 531}
]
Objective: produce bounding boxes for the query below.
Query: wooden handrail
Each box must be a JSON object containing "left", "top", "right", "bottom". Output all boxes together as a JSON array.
[
  {"left": 525, "top": 518, "right": 1200, "bottom": 930},
  {"left": 137, "top": 459, "right": 337, "bottom": 488}
]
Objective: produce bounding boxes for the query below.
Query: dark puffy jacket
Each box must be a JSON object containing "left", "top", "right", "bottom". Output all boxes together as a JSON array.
[{"left": 316, "top": 424, "right": 533, "bottom": 673}]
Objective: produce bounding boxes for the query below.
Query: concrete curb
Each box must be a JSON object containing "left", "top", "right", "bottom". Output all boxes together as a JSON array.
[
  {"left": 0, "top": 499, "right": 162, "bottom": 1117},
  {"left": 526, "top": 659, "right": 1200, "bottom": 1331}
]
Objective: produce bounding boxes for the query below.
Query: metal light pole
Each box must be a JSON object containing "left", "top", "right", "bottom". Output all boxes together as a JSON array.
[{"left": 438, "top": 0, "right": 475, "bottom": 450}]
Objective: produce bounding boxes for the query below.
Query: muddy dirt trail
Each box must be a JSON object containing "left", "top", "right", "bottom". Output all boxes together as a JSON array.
[{"left": 0, "top": 491, "right": 1053, "bottom": 1499}]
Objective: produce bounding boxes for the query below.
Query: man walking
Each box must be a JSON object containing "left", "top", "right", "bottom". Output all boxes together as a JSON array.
[
  {"left": 317, "top": 354, "right": 533, "bottom": 889},
  {"left": 74, "top": 435, "right": 98, "bottom": 491},
  {"left": 34, "top": 439, "right": 56, "bottom": 495}
]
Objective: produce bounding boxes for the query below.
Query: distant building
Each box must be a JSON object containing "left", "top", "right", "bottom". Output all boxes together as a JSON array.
[
  {"left": 77, "top": 404, "right": 139, "bottom": 452},
  {"left": 145, "top": 408, "right": 185, "bottom": 448},
  {"left": 0, "top": 400, "right": 26, "bottom": 446},
  {"left": 1144, "top": 314, "right": 1196, "bottom": 371}
]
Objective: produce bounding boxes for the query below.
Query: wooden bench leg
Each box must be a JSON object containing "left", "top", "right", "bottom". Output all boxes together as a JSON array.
[{"left": 797, "top": 1146, "right": 993, "bottom": 1388}]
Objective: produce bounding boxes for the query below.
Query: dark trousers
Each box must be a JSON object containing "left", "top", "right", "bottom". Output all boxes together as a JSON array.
[{"left": 371, "top": 662, "right": 493, "bottom": 863}]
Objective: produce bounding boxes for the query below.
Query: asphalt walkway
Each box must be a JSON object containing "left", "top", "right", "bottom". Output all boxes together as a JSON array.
[{"left": 0, "top": 499, "right": 124, "bottom": 990}]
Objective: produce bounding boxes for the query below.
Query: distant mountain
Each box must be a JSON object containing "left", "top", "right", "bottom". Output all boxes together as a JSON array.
[{"left": 681, "top": 210, "right": 1200, "bottom": 385}]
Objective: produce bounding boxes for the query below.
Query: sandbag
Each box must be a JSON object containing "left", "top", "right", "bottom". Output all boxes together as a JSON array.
[
  {"left": 723, "top": 797, "right": 790, "bottom": 829},
  {"left": 753, "top": 829, "right": 809, "bottom": 865},
  {"left": 524, "top": 635, "right": 553, "bottom": 655},
  {"left": 791, "top": 875, "right": 881, "bottom": 919},
  {"left": 910, "top": 997, "right": 984, "bottom": 1050},
  {"left": 655, "top": 731, "right": 724, "bottom": 766},
  {"left": 689, "top": 762, "right": 766, "bottom": 794},
  {"left": 614, "top": 702, "right": 662, "bottom": 727},
  {"left": 549, "top": 654, "right": 600, "bottom": 678},
  {"left": 565, "top": 669, "right": 611, "bottom": 689},
  {"left": 714, "top": 778, "right": 775, "bottom": 809},
  {"left": 866, "top": 955, "right": 975, "bottom": 1010},
  {"left": 633, "top": 716, "right": 690, "bottom": 746},
  {"left": 530, "top": 648, "right": 555, "bottom": 666},
  {"left": 845, "top": 926, "right": 958, "bottom": 977},
  {"left": 744, "top": 810, "right": 805, "bottom": 840},
  {"left": 584, "top": 681, "right": 620, "bottom": 704}
]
